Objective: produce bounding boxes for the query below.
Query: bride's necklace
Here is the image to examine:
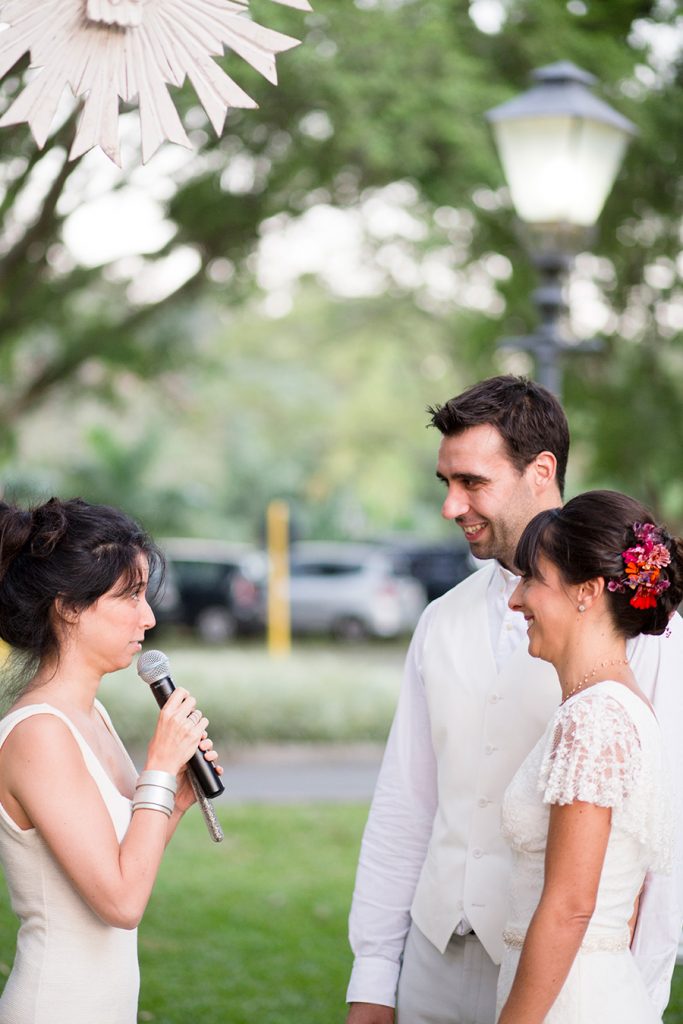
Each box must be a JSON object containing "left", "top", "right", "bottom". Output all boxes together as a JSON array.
[{"left": 560, "top": 658, "right": 629, "bottom": 705}]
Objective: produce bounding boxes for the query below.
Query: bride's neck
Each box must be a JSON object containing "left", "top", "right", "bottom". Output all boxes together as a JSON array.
[{"left": 555, "top": 637, "right": 629, "bottom": 703}]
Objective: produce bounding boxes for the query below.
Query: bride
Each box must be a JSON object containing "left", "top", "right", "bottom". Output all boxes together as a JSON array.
[{"left": 496, "top": 490, "right": 682, "bottom": 1024}]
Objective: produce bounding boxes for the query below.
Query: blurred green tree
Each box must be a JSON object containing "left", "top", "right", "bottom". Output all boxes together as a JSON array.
[
  {"left": 14, "top": 284, "right": 479, "bottom": 539},
  {"left": 0, "top": 0, "right": 680, "bottom": 525}
]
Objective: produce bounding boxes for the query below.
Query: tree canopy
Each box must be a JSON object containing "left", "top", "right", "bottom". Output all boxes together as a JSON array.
[{"left": 1, "top": 0, "right": 682, "bottom": 533}]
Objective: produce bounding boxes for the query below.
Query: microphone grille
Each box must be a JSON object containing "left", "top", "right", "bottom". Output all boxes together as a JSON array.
[{"left": 137, "top": 649, "right": 170, "bottom": 684}]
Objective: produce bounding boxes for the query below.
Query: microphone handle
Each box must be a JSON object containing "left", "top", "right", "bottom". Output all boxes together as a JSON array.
[
  {"left": 187, "top": 772, "right": 224, "bottom": 843},
  {"left": 149, "top": 676, "right": 225, "bottom": 798}
]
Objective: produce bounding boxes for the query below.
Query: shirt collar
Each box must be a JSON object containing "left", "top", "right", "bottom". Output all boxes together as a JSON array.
[
  {"left": 488, "top": 562, "right": 521, "bottom": 606},
  {"left": 495, "top": 561, "right": 520, "bottom": 588}
]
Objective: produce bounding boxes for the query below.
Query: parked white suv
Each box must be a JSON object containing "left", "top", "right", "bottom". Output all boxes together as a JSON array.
[{"left": 237, "top": 541, "right": 427, "bottom": 640}]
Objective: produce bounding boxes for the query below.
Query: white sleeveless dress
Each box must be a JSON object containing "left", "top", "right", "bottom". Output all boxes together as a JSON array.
[
  {"left": 0, "top": 701, "right": 140, "bottom": 1024},
  {"left": 496, "top": 681, "right": 673, "bottom": 1023}
]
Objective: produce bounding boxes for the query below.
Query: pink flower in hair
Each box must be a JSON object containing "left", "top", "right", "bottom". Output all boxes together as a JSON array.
[{"left": 607, "top": 521, "right": 671, "bottom": 610}]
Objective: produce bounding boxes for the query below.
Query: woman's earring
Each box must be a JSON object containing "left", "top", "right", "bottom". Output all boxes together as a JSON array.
[{"left": 578, "top": 604, "right": 586, "bottom": 613}]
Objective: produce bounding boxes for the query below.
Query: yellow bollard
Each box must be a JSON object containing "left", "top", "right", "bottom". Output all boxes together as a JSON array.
[{"left": 266, "top": 500, "right": 291, "bottom": 658}]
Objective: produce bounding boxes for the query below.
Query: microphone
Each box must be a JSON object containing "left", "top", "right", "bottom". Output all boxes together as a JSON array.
[{"left": 137, "top": 649, "right": 224, "bottom": 843}]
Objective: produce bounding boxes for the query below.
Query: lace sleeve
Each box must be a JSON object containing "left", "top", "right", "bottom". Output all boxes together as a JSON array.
[{"left": 539, "top": 692, "right": 642, "bottom": 808}]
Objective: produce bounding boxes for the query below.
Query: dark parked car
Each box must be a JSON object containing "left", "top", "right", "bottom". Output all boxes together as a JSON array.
[
  {"left": 150, "top": 538, "right": 261, "bottom": 642},
  {"left": 379, "top": 539, "right": 475, "bottom": 602}
]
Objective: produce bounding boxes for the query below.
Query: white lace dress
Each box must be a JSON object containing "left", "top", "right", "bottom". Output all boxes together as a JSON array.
[{"left": 496, "top": 681, "right": 673, "bottom": 1023}]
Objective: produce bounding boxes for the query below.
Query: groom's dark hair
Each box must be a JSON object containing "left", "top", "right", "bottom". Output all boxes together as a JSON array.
[{"left": 428, "top": 375, "right": 570, "bottom": 497}]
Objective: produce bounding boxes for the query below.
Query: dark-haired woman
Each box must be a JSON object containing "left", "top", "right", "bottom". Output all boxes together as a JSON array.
[
  {"left": 496, "top": 490, "right": 681, "bottom": 1024},
  {"left": 0, "top": 498, "right": 221, "bottom": 1024}
]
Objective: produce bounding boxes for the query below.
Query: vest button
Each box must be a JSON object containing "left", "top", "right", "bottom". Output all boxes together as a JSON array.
[
  {"left": 485, "top": 744, "right": 496, "bottom": 755},
  {"left": 478, "top": 797, "right": 489, "bottom": 808},
  {"left": 472, "top": 848, "right": 483, "bottom": 859},
  {"left": 489, "top": 693, "right": 500, "bottom": 704}
]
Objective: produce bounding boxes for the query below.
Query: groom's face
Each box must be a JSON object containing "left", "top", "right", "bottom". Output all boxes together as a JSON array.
[{"left": 436, "top": 424, "right": 543, "bottom": 571}]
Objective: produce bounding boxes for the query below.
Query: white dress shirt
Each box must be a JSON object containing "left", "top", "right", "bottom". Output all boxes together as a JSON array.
[
  {"left": 347, "top": 565, "right": 523, "bottom": 1005},
  {"left": 346, "top": 564, "right": 683, "bottom": 1015}
]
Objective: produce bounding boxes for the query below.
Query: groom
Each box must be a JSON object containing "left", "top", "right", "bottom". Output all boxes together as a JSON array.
[{"left": 345, "top": 375, "right": 683, "bottom": 1024}]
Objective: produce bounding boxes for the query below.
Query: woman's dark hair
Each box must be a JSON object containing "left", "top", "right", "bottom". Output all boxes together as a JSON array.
[
  {"left": 428, "top": 375, "right": 570, "bottom": 496},
  {"left": 0, "top": 497, "right": 163, "bottom": 668},
  {"left": 515, "top": 490, "right": 683, "bottom": 639}
]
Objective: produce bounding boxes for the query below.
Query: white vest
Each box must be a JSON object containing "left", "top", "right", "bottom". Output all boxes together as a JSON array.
[{"left": 410, "top": 563, "right": 561, "bottom": 964}]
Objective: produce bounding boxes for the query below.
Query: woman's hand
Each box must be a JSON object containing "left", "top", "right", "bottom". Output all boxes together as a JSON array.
[
  {"left": 174, "top": 732, "right": 223, "bottom": 813},
  {"left": 144, "top": 686, "right": 209, "bottom": 777}
]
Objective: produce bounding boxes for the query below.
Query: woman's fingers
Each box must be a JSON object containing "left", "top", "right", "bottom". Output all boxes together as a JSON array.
[
  {"left": 147, "top": 687, "right": 212, "bottom": 775},
  {"left": 163, "top": 685, "right": 192, "bottom": 708},
  {"left": 160, "top": 689, "right": 206, "bottom": 733},
  {"left": 191, "top": 715, "right": 208, "bottom": 735},
  {"left": 196, "top": 734, "right": 222, "bottom": 773},
  {"left": 159, "top": 687, "right": 197, "bottom": 723}
]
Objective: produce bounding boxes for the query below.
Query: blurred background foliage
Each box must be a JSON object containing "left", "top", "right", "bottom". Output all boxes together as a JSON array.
[{"left": 0, "top": 0, "right": 682, "bottom": 538}]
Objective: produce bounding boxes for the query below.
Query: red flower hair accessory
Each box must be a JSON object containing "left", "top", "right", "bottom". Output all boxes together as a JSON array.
[{"left": 607, "top": 522, "right": 671, "bottom": 610}]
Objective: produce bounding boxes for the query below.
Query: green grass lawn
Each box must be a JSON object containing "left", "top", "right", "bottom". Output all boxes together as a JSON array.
[
  {"left": 139, "top": 803, "right": 366, "bottom": 1023},
  {"left": 1, "top": 800, "right": 683, "bottom": 1021},
  {"left": 666, "top": 972, "right": 683, "bottom": 1024}
]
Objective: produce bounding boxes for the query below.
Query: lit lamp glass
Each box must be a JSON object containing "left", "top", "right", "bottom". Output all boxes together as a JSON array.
[
  {"left": 484, "top": 61, "right": 636, "bottom": 396},
  {"left": 486, "top": 62, "right": 636, "bottom": 234}
]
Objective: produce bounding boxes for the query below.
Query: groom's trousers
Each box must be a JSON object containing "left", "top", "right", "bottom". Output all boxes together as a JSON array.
[{"left": 396, "top": 921, "right": 499, "bottom": 1024}]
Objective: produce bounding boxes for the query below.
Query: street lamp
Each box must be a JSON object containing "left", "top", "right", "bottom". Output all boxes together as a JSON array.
[{"left": 485, "top": 61, "right": 636, "bottom": 395}]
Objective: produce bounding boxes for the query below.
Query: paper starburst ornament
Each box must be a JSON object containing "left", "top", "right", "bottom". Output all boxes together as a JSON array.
[{"left": 0, "top": 0, "right": 312, "bottom": 164}]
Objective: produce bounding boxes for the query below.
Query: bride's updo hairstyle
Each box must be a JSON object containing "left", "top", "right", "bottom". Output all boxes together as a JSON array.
[
  {"left": 0, "top": 497, "right": 162, "bottom": 666},
  {"left": 515, "top": 490, "right": 683, "bottom": 639}
]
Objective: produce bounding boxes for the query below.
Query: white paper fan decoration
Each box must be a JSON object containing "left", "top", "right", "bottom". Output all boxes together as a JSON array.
[{"left": 0, "top": 0, "right": 312, "bottom": 164}]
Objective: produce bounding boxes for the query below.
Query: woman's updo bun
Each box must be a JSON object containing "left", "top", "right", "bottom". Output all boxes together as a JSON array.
[
  {"left": 29, "top": 498, "right": 70, "bottom": 559},
  {"left": 0, "top": 497, "right": 162, "bottom": 665},
  {"left": 0, "top": 503, "right": 34, "bottom": 579},
  {"left": 515, "top": 490, "right": 683, "bottom": 640}
]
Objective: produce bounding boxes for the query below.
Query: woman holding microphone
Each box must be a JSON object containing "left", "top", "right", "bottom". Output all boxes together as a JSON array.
[{"left": 0, "top": 496, "right": 221, "bottom": 1024}]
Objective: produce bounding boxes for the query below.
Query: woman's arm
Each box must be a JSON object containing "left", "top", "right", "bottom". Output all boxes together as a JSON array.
[
  {"left": 497, "top": 800, "right": 612, "bottom": 1024},
  {"left": 1, "top": 688, "right": 216, "bottom": 929}
]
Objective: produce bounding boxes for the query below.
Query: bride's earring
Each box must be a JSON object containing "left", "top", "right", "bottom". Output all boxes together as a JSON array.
[{"left": 578, "top": 603, "right": 586, "bottom": 613}]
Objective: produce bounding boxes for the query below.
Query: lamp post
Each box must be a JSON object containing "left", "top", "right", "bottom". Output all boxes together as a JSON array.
[{"left": 485, "top": 61, "right": 636, "bottom": 395}]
